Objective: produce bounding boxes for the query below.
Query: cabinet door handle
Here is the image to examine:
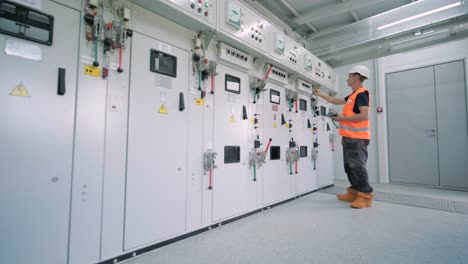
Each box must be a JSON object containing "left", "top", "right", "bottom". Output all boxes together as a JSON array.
[
  {"left": 179, "top": 92, "right": 185, "bottom": 111},
  {"left": 57, "top": 68, "right": 66, "bottom": 96}
]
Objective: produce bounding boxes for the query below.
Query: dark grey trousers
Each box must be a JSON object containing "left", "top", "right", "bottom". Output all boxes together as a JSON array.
[{"left": 342, "top": 137, "right": 373, "bottom": 193}]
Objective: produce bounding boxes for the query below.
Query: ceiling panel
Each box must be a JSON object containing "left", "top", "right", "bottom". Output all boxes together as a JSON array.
[
  {"left": 286, "top": 0, "right": 332, "bottom": 12},
  {"left": 250, "top": 0, "right": 468, "bottom": 67},
  {"left": 312, "top": 13, "right": 356, "bottom": 29},
  {"left": 356, "top": 0, "right": 413, "bottom": 19}
]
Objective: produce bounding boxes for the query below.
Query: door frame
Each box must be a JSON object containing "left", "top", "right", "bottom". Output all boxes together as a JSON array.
[{"left": 381, "top": 58, "right": 468, "bottom": 190}]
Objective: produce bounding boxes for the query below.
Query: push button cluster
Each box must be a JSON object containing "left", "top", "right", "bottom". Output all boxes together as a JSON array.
[
  {"left": 289, "top": 51, "right": 297, "bottom": 64},
  {"left": 250, "top": 26, "right": 263, "bottom": 43},
  {"left": 272, "top": 70, "right": 286, "bottom": 78},
  {"left": 225, "top": 48, "right": 249, "bottom": 62},
  {"left": 190, "top": 0, "right": 209, "bottom": 17}
]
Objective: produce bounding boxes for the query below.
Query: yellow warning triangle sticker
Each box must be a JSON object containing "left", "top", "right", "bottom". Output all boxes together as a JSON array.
[
  {"left": 229, "top": 115, "right": 236, "bottom": 122},
  {"left": 10, "top": 83, "right": 30, "bottom": 97},
  {"left": 273, "top": 122, "right": 277, "bottom": 128},
  {"left": 158, "top": 104, "right": 168, "bottom": 114}
]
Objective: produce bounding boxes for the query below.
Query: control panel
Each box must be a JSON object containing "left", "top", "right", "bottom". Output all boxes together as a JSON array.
[
  {"left": 302, "top": 50, "right": 313, "bottom": 74},
  {"left": 270, "top": 27, "right": 300, "bottom": 70},
  {"left": 314, "top": 58, "right": 325, "bottom": 81},
  {"left": 188, "top": 0, "right": 213, "bottom": 19},
  {"left": 131, "top": 0, "right": 216, "bottom": 27},
  {"left": 296, "top": 79, "right": 313, "bottom": 95},
  {"left": 323, "top": 64, "right": 337, "bottom": 90},
  {"left": 217, "top": 42, "right": 252, "bottom": 70},
  {"left": 219, "top": 0, "right": 270, "bottom": 54},
  {"left": 267, "top": 65, "right": 288, "bottom": 86}
]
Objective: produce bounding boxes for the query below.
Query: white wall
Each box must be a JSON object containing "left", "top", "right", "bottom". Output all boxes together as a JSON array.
[{"left": 333, "top": 37, "right": 468, "bottom": 184}]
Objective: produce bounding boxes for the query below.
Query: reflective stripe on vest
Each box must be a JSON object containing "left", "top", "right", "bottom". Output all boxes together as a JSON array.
[
  {"left": 338, "top": 87, "right": 371, "bottom": 139},
  {"left": 339, "top": 125, "right": 369, "bottom": 132}
]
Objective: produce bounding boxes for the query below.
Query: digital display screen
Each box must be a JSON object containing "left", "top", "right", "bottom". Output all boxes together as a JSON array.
[
  {"left": 225, "top": 74, "right": 241, "bottom": 94},
  {"left": 270, "top": 89, "right": 280, "bottom": 104},
  {"left": 300, "top": 99, "right": 307, "bottom": 111},
  {"left": 150, "top": 49, "right": 177, "bottom": 78}
]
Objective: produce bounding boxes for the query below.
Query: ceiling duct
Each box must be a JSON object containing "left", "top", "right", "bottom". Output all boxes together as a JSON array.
[{"left": 308, "top": 0, "right": 467, "bottom": 59}]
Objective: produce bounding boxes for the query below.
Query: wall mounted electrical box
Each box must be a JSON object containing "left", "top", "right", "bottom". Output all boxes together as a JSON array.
[
  {"left": 324, "top": 64, "right": 337, "bottom": 91},
  {"left": 303, "top": 52, "right": 313, "bottom": 73},
  {"left": 274, "top": 32, "right": 285, "bottom": 54},
  {"left": 130, "top": 0, "right": 217, "bottom": 31},
  {"left": 218, "top": 0, "right": 270, "bottom": 54},
  {"left": 296, "top": 79, "right": 313, "bottom": 95},
  {"left": 227, "top": 1, "right": 242, "bottom": 29},
  {"left": 267, "top": 65, "right": 288, "bottom": 86},
  {"left": 270, "top": 27, "right": 300, "bottom": 71},
  {"left": 217, "top": 42, "right": 252, "bottom": 71},
  {"left": 314, "top": 59, "right": 324, "bottom": 80}
]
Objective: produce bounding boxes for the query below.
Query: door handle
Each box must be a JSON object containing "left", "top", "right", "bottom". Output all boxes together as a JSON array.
[
  {"left": 424, "top": 128, "right": 436, "bottom": 132},
  {"left": 57, "top": 68, "right": 66, "bottom": 95},
  {"left": 179, "top": 92, "right": 185, "bottom": 111}
]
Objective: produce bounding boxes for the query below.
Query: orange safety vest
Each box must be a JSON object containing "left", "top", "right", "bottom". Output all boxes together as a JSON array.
[{"left": 338, "top": 87, "right": 370, "bottom": 139}]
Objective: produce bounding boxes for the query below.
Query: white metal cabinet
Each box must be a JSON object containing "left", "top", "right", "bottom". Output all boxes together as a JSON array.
[
  {"left": 262, "top": 83, "right": 292, "bottom": 205},
  {"left": 0, "top": 1, "right": 80, "bottom": 263},
  {"left": 124, "top": 33, "right": 189, "bottom": 249},
  {"left": 212, "top": 63, "right": 250, "bottom": 222}
]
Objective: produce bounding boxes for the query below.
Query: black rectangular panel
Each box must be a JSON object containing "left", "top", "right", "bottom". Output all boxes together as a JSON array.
[
  {"left": 300, "top": 146, "right": 307, "bottom": 158},
  {"left": 320, "top": 106, "right": 327, "bottom": 116},
  {"left": 300, "top": 99, "right": 307, "bottom": 111},
  {"left": 224, "top": 146, "right": 240, "bottom": 163},
  {"left": 150, "top": 49, "right": 177, "bottom": 78},
  {"left": 270, "top": 146, "right": 280, "bottom": 160},
  {"left": 225, "top": 74, "right": 241, "bottom": 94},
  {"left": 0, "top": 1, "right": 54, "bottom": 45},
  {"left": 270, "top": 89, "right": 280, "bottom": 104}
]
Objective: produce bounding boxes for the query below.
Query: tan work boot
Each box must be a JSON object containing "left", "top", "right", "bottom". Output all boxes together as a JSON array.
[
  {"left": 336, "top": 187, "right": 357, "bottom": 202},
  {"left": 351, "top": 192, "right": 374, "bottom": 209}
]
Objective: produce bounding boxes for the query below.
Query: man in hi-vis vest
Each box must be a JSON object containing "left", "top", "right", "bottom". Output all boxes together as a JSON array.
[{"left": 313, "top": 65, "right": 374, "bottom": 209}]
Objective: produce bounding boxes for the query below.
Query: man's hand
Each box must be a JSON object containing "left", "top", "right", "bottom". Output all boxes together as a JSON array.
[
  {"left": 313, "top": 89, "right": 322, "bottom": 97},
  {"left": 334, "top": 115, "right": 345, "bottom": 122}
]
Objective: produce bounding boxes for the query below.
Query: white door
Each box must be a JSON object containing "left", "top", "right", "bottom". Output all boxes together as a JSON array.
[
  {"left": 295, "top": 94, "right": 317, "bottom": 194},
  {"left": 212, "top": 63, "right": 249, "bottom": 221},
  {"left": 0, "top": 2, "right": 79, "bottom": 264},
  {"left": 124, "top": 33, "right": 189, "bottom": 249},
  {"left": 262, "top": 83, "right": 292, "bottom": 205}
]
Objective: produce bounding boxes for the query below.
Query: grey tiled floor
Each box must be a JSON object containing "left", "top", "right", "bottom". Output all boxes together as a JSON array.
[
  {"left": 334, "top": 179, "right": 468, "bottom": 202},
  {"left": 122, "top": 183, "right": 468, "bottom": 264}
]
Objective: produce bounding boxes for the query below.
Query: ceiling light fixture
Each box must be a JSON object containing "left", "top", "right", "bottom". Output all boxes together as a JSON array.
[{"left": 378, "top": 1, "right": 462, "bottom": 30}]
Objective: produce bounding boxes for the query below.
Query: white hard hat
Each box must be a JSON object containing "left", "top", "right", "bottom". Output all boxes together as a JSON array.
[{"left": 348, "top": 65, "right": 370, "bottom": 79}]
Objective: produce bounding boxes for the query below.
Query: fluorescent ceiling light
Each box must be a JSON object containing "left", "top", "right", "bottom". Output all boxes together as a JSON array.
[{"left": 378, "top": 1, "right": 462, "bottom": 30}]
